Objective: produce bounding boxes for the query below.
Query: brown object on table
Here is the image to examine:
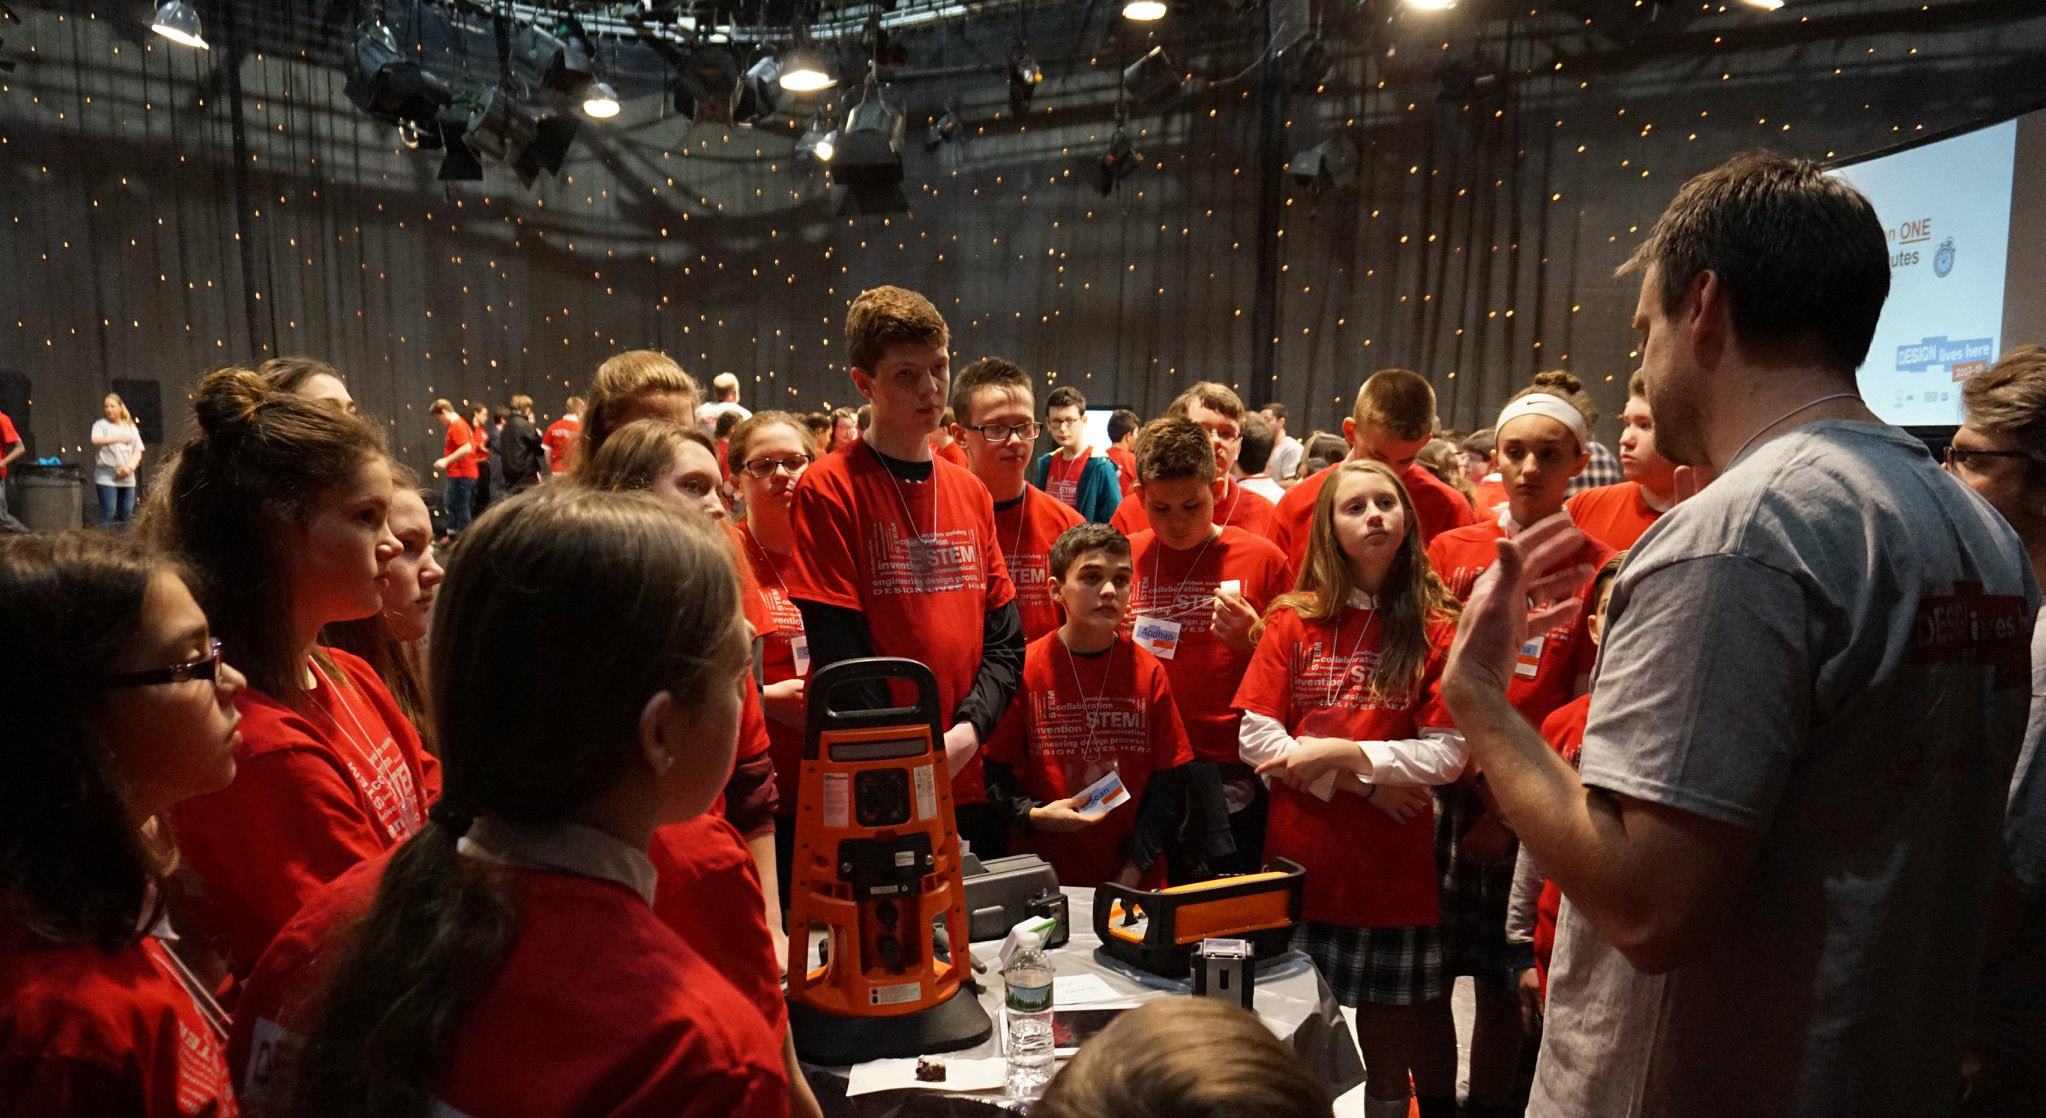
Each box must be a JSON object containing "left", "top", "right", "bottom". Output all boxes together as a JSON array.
[{"left": 915, "top": 1057, "right": 948, "bottom": 1082}]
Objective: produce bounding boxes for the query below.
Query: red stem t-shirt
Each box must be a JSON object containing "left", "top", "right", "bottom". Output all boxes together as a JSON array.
[
  {"left": 1125, "top": 526, "right": 1291, "bottom": 766},
  {"left": 785, "top": 446, "right": 1015, "bottom": 803},
  {"left": 442, "top": 418, "right": 479, "bottom": 480},
  {"left": 1565, "top": 481, "right": 1663, "bottom": 552},
  {"left": 1112, "top": 476, "right": 1278, "bottom": 543},
  {"left": 168, "top": 648, "right": 442, "bottom": 977},
  {"left": 984, "top": 633, "right": 1193, "bottom": 886},
  {"left": 736, "top": 522, "right": 807, "bottom": 813},
  {"left": 1274, "top": 462, "right": 1477, "bottom": 575},
  {"left": 994, "top": 486, "right": 1085, "bottom": 644},
  {"left": 1233, "top": 605, "right": 1457, "bottom": 928}
]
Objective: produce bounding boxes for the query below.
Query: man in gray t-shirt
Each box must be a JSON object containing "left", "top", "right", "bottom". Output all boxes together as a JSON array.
[{"left": 1440, "top": 152, "right": 2037, "bottom": 1117}]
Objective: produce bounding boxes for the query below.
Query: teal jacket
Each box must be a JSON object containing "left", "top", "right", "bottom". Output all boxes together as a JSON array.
[{"left": 1029, "top": 451, "right": 1121, "bottom": 524}]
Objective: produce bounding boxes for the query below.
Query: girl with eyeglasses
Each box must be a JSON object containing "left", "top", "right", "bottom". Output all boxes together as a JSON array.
[
  {"left": 724, "top": 412, "right": 818, "bottom": 898},
  {"left": 0, "top": 531, "right": 245, "bottom": 1115},
  {"left": 149, "top": 368, "right": 440, "bottom": 980}
]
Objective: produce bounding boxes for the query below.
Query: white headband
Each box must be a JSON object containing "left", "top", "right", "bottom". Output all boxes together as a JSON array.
[{"left": 1495, "top": 393, "right": 1589, "bottom": 450}]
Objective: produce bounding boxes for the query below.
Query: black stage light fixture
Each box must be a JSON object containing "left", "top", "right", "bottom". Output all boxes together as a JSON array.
[
  {"left": 732, "top": 54, "right": 787, "bottom": 123},
  {"left": 924, "top": 108, "right": 962, "bottom": 151},
  {"left": 672, "top": 45, "right": 741, "bottom": 123},
  {"left": 461, "top": 85, "right": 578, "bottom": 187},
  {"left": 511, "top": 23, "right": 594, "bottom": 97},
  {"left": 345, "top": 22, "right": 451, "bottom": 129},
  {"left": 1096, "top": 128, "right": 1138, "bottom": 195},
  {"left": 1285, "top": 136, "right": 1358, "bottom": 190},
  {"left": 830, "top": 93, "right": 910, "bottom": 214},
  {"left": 515, "top": 114, "right": 581, "bottom": 184},
  {"left": 1008, "top": 44, "right": 1043, "bottom": 115},
  {"left": 1122, "top": 46, "right": 1183, "bottom": 116}
]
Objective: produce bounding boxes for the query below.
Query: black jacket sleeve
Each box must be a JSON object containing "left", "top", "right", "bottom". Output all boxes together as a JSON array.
[
  {"left": 954, "top": 602, "right": 1025, "bottom": 742},
  {"left": 792, "top": 598, "right": 887, "bottom": 711},
  {"left": 1119, "top": 763, "right": 1188, "bottom": 875},
  {"left": 982, "top": 759, "right": 1042, "bottom": 834}
]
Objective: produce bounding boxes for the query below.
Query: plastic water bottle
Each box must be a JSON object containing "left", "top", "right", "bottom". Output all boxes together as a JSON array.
[{"left": 1003, "top": 929, "right": 1055, "bottom": 1097}]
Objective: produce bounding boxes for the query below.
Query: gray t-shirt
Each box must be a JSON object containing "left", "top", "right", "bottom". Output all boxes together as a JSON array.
[{"left": 1532, "top": 421, "right": 2037, "bottom": 1117}]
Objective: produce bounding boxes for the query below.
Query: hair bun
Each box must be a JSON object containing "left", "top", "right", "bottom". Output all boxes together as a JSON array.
[
  {"left": 1531, "top": 369, "right": 1584, "bottom": 396},
  {"left": 192, "top": 367, "right": 271, "bottom": 437}
]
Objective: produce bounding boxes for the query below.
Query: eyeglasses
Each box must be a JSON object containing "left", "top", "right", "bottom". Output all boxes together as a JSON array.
[
  {"left": 99, "top": 639, "right": 224, "bottom": 689},
  {"left": 970, "top": 421, "right": 1041, "bottom": 443},
  {"left": 1202, "top": 427, "right": 1243, "bottom": 444},
  {"left": 740, "top": 454, "right": 812, "bottom": 479},
  {"left": 1045, "top": 417, "right": 1084, "bottom": 429},
  {"left": 1945, "top": 446, "right": 2034, "bottom": 472}
]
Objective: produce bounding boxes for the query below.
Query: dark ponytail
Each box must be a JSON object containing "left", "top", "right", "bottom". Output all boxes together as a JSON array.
[{"left": 290, "top": 486, "right": 745, "bottom": 1118}]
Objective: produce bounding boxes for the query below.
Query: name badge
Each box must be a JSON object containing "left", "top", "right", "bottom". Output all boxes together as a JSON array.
[
  {"left": 791, "top": 634, "right": 812, "bottom": 677},
  {"left": 1133, "top": 615, "right": 1182, "bottom": 660},
  {"left": 1515, "top": 634, "right": 1545, "bottom": 679}
]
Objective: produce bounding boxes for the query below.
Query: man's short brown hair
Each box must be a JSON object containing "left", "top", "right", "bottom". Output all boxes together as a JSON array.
[
  {"left": 1166, "top": 382, "right": 1246, "bottom": 423},
  {"left": 846, "top": 286, "right": 949, "bottom": 372},
  {"left": 1135, "top": 417, "right": 1217, "bottom": 485},
  {"left": 1352, "top": 368, "right": 1436, "bottom": 440},
  {"left": 1622, "top": 151, "right": 1889, "bottom": 373},
  {"left": 952, "top": 357, "right": 1032, "bottom": 424},
  {"left": 1962, "top": 345, "right": 2046, "bottom": 464}
]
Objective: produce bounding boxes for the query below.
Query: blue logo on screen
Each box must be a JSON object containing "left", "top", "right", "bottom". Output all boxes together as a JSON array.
[
  {"left": 1933, "top": 237, "right": 1956, "bottom": 278},
  {"left": 1897, "top": 336, "right": 1993, "bottom": 372}
]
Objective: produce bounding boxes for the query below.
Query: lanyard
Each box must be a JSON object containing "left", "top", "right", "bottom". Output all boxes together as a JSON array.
[
  {"left": 1147, "top": 527, "right": 1222, "bottom": 621},
  {"left": 869, "top": 443, "right": 935, "bottom": 544},
  {"left": 1058, "top": 636, "right": 1120, "bottom": 759},
  {"left": 1324, "top": 603, "right": 1378, "bottom": 708},
  {"left": 308, "top": 659, "right": 425, "bottom": 829},
  {"left": 741, "top": 522, "right": 796, "bottom": 605}
]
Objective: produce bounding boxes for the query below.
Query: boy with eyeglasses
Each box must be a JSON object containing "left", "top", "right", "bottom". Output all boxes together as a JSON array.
[
  {"left": 1032, "top": 385, "right": 1122, "bottom": 523},
  {"left": 953, "top": 358, "right": 1085, "bottom": 642}
]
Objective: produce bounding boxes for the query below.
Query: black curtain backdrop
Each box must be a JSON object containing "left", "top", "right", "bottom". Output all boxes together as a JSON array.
[{"left": 3, "top": 0, "right": 2044, "bottom": 484}]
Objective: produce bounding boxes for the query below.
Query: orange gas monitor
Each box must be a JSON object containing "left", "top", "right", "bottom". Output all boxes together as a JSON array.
[
  {"left": 785, "top": 658, "right": 993, "bottom": 1065},
  {"left": 1094, "top": 859, "right": 1306, "bottom": 978}
]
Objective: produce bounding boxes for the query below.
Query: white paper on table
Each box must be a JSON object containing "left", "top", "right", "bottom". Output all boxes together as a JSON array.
[
  {"left": 844, "top": 1057, "right": 1008, "bottom": 1097},
  {"left": 1052, "top": 973, "right": 1121, "bottom": 1005}
]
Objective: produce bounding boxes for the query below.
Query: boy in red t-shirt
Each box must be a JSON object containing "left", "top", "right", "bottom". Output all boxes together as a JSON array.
[
  {"left": 0, "top": 407, "right": 24, "bottom": 531},
  {"left": 951, "top": 357, "right": 1084, "bottom": 642},
  {"left": 543, "top": 395, "right": 584, "bottom": 475},
  {"left": 785, "top": 287, "right": 1024, "bottom": 857},
  {"left": 1564, "top": 371, "right": 1677, "bottom": 551},
  {"left": 1031, "top": 385, "right": 1121, "bottom": 523},
  {"left": 985, "top": 523, "right": 1194, "bottom": 887},
  {"left": 1105, "top": 408, "right": 1140, "bottom": 496},
  {"left": 431, "top": 398, "right": 479, "bottom": 536},
  {"left": 1125, "top": 417, "right": 1291, "bottom": 876},
  {"left": 1110, "top": 383, "right": 1279, "bottom": 542},
  {"left": 1274, "top": 369, "right": 1477, "bottom": 574}
]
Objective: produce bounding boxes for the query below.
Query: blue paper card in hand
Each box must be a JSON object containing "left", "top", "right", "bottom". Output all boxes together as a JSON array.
[{"left": 1073, "top": 770, "right": 1131, "bottom": 819}]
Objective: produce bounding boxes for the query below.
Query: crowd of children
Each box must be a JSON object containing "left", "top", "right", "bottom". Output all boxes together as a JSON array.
[{"left": 3, "top": 151, "right": 2041, "bottom": 1118}]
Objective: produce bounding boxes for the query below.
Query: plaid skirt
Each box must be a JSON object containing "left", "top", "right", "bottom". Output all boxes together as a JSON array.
[
  {"left": 1435, "top": 781, "right": 1519, "bottom": 987},
  {"left": 1293, "top": 920, "right": 1443, "bottom": 1008}
]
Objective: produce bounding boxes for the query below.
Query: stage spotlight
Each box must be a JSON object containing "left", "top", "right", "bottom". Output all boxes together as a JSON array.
[
  {"left": 924, "top": 108, "right": 962, "bottom": 151},
  {"left": 1285, "top": 137, "right": 1358, "bottom": 190},
  {"left": 345, "top": 22, "right": 451, "bottom": 130},
  {"left": 1122, "top": 46, "right": 1184, "bottom": 116},
  {"left": 796, "top": 123, "right": 837, "bottom": 163},
  {"left": 830, "top": 93, "right": 910, "bottom": 214},
  {"left": 671, "top": 45, "right": 740, "bottom": 123},
  {"left": 462, "top": 85, "right": 578, "bottom": 187},
  {"left": 1009, "top": 45, "right": 1043, "bottom": 115},
  {"left": 150, "top": 0, "right": 208, "bottom": 50},
  {"left": 582, "top": 79, "right": 620, "bottom": 119},
  {"left": 511, "top": 24, "right": 594, "bottom": 97},
  {"left": 1404, "top": 0, "right": 1456, "bottom": 9},
  {"left": 733, "top": 55, "right": 787, "bottom": 123},
  {"left": 780, "top": 47, "right": 835, "bottom": 92},
  {"left": 1096, "top": 129, "right": 1138, "bottom": 196},
  {"left": 1740, "top": 0, "right": 1785, "bottom": 8},
  {"left": 1123, "top": 0, "right": 1168, "bottom": 22}
]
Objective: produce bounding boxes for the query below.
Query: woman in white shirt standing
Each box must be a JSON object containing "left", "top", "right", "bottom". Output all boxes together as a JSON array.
[{"left": 92, "top": 393, "right": 144, "bottom": 529}]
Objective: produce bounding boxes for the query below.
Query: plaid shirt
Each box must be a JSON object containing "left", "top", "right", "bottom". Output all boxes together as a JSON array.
[{"left": 1569, "top": 440, "right": 1623, "bottom": 495}]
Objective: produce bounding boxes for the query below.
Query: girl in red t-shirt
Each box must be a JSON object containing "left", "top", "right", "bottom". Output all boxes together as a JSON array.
[
  {"left": 322, "top": 467, "right": 444, "bottom": 752},
  {"left": 1, "top": 531, "right": 245, "bottom": 1116},
  {"left": 725, "top": 412, "right": 818, "bottom": 894},
  {"left": 154, "top": 370, "right": 440, "bottom": 980},
  {"left": 228, "top": 488, "right": 790, "bottom": 1118},
  {"left": 1234, "top": 459, "right": 1465, "bottom": 1118}
]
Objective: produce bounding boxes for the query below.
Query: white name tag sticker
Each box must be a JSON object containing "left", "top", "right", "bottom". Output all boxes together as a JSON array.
[
  {"left": 1515, "top": 634, "right": 1545, "bottom": 679},
  {"left": 791, "top": 635, "right": 812, "bottom": 677},
  {"left": 1133, "top": 615, "right": 1182, "bottom": 660}
]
